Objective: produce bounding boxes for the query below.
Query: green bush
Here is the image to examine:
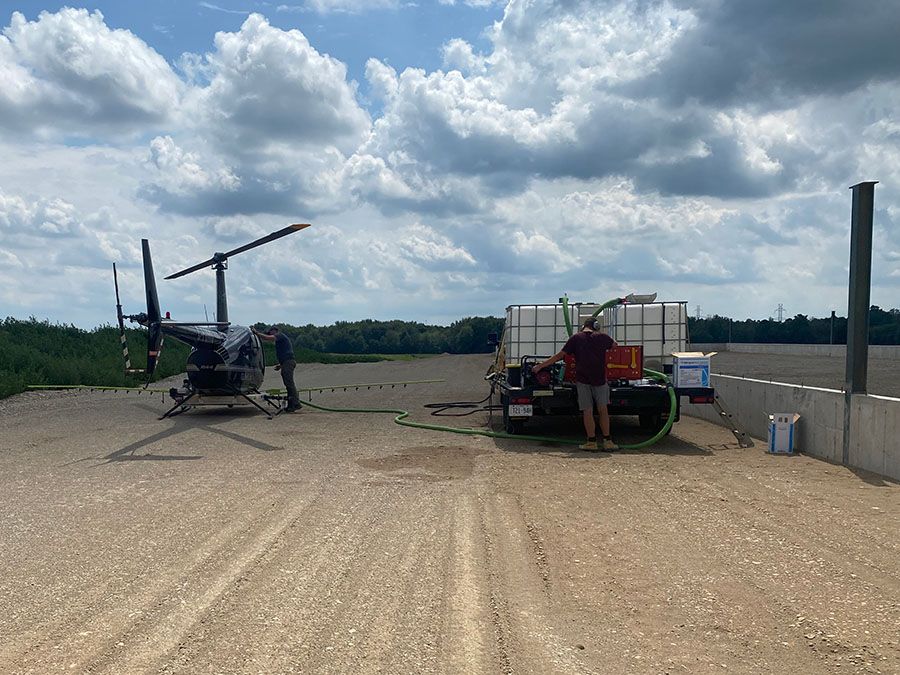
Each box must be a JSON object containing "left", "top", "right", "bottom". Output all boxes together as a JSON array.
[{"left": 0, "top": 314, "right": 505, "bottom": 400}]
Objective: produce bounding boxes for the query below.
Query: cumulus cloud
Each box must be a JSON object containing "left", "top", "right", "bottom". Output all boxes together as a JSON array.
[
  {"left": 350, "top": 0, "right": 900, "bottom": 213},
  {"left": 0, "top": 8, "right": 182, "bottom": 137},
  {"left": 186, "top": 14, "right": 369, "bottom": 156},
  {"left": 636, "top": 0, "right": 900, "bottom": 107},
  {"left": 441, "top": 39, "right": 486, "bottom": 75},
  {"left": 140, "top": 14, "right": 371, "bottom": 217},
  {"left": 1, "top": 2, "right": 899, "bottom": 326},
  {"left": 0, "top": 190, "right": 84, "bottom": 238},
  {"left": 353, "top": 1, "right": 791, "bottom": 206},
  {"left": 396, "top": 223, "right": 477, "bottom": 270}
]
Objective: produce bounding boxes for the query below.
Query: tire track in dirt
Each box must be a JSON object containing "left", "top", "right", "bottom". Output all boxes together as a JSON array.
[
  {"left": 91, "top": 474, "right": 363, "bottom": 674},
  {"left": 315, "top": 487, "right": 445, "bottom": 672},
  {"left": 285, "top": 480, "right": 448, "bottom": 673},
  {"left": 156, "top": 478, "right": 437, "bottom": 673},
  {"left": 438, "top": 491, "right": 495, "bottom": 674},
  {"left": 158, "top": 481, "right": 388, "bottom": 672},
  {"left": 5, "top": 484, "right": 287, "bottom": 672},
  {"left": 62, "top": 475, "right": 334, "bottom": 674},
  {"left": 481, "top": 490, "right": 592, "bottom": 674}
]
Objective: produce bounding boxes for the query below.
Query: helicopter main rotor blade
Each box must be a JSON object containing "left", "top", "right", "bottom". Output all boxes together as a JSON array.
[
  {"left": 163, "top": 224, "right": 310, "bottom": 280},
  {"left": 164, "top": 256, "right": 217, "bottom": 280},
  {"left": 221, "top": 223, "right": 310, "bottom": 259}
]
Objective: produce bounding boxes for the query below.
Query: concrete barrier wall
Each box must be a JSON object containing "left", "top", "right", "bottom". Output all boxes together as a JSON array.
[
  {"left": 683, "top": 374, "right": 899, "bottom": 480},
  {"left": 850, "top": 395, "right": 900, "bottom": 479},
  {"left": 689, "top": 343, "right": 900, "bottom": 360}
]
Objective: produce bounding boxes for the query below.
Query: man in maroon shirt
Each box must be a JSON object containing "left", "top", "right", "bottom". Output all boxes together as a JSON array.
[{"left": 534, "top": 318, "right": 618, "bottom": 451}]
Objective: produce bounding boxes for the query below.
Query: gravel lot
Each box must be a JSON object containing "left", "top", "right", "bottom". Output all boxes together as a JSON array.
[
  {"left": 710, "top": 351, "right": 900, "bottom": 397},
  {"left": 1, "top": 354, "right": 898, "bottom": 673}
]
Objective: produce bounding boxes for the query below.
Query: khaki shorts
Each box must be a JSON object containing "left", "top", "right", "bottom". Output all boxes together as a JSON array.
[{"left": 576, "top": 382, "right": 610, "bottom": 411}]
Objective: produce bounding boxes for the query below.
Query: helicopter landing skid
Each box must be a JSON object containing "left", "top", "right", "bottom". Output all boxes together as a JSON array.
[{"left": 160, "top": 388, "right": 283, "bottom": 420}]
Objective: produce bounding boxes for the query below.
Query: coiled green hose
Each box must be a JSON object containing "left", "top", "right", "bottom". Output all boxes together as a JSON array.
[{"left": 294, "top": 375, "right": 676, "bottom": 451}]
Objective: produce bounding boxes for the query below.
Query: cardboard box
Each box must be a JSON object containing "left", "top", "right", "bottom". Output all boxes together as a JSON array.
[
  {"left": 768, "top": 413, "right": 800, "bottom": 454},
  {"left": 671, "top": 351, "right": 715, "bottom": 388}
]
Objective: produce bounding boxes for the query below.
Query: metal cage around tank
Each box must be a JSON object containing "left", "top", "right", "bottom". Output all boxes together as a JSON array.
[{"left": 503, "top": 301, "right": 690, "bottom": 369}]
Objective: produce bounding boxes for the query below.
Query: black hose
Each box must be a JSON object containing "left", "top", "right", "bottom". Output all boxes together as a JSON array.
[{"left": 423, "top": 386, "right": 502, "bottom": 417}]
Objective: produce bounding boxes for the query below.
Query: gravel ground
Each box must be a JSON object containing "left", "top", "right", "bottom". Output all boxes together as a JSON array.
[
  {"left": 710, "top": 351, "right": 900, "bottom": 397},
  {"left": 1, "top": 354, "right": 898, "bottom": 674}
]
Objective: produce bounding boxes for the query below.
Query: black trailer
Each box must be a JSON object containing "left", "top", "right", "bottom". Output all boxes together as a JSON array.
[
  {"left": 492, "top": 301, "right": 722, "bottom": 438},
  {"left": 497, "top": 355, "right": 715, "bottom": 435}
]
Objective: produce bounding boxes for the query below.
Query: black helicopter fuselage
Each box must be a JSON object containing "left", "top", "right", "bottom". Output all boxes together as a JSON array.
[
  {"left": 161, "top": 323, "right": 265, "bottom": 395},
  {"left": 118, "top": 225, "right": 308, "bottom": 415}
]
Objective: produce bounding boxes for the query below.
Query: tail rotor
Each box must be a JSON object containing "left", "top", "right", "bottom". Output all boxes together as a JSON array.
[
  {"left": 113, "top": 262, "right": 144, "bottom": 376},
  {"left": 112, "top": 239, "right": 166, "bottom": 381}
]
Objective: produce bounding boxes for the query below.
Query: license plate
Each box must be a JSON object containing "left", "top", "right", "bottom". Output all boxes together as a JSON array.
[{"left": 509, "top": 404, "right": 532, "bottom": 417}]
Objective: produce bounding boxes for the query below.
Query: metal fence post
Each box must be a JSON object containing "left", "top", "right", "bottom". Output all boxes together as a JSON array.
[{"left": 842, "top": 181, "right": 877, "bottom": 466}]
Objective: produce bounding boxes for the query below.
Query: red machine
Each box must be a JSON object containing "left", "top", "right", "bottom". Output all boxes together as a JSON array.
[
  {"left": 605, "top": 345, "right": 643, "bottom": 381},
  {"left": 563, "top": 345, "right": 644, "bottom": 382}
]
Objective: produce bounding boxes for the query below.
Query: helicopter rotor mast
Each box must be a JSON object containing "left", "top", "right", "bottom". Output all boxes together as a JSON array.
[{"left": 164, "top": 223, "right": 311, "bottom": 325}]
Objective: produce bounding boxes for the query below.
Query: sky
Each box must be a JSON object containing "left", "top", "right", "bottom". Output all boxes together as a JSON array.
[{"left": 0, "top": 0, "right": 898, "bottom": 329}]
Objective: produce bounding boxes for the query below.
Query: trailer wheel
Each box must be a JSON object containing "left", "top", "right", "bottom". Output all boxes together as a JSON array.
[
  {"left": 505, "top": 417, "right": 525, "bottom": 435},
  {"left": 502, "top": 405, "right": 525, "bottom": 435},
  {"left": 640, "top": 413, "right": 671, "bottom": 435}
]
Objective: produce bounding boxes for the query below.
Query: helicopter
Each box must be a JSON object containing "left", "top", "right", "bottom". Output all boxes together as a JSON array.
[{"left": 114, "top": 223, "right": 310, "bottom": 419}]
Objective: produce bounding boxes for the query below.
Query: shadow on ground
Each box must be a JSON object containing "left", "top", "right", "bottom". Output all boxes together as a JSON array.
[
  {"left": 67, "top": 405, "right": 283, "bottom": 466},
  {"left": 487, "top": 414, "right": 713, "bottom": 457}
]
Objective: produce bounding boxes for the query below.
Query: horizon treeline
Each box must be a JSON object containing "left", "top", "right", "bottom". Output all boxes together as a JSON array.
[
  {"left": 688, "top": 306, "right": 900, "bottom": 344},
  {"left": 0, "top": 315, "right": 504, "bottom": 400},
  {"left": 261, "top": 316, "right": 504, "bottom": 356}
]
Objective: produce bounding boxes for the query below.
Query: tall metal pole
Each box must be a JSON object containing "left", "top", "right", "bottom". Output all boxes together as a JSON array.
[
  {"left": 842, "top": 181, "right": 877, "bottom": 466},
  {"left": 829, "top": 310, "right": 835, "bottom": 345}
]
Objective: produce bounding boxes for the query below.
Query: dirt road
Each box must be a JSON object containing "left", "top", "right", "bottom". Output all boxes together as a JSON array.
[{"left": 1, "top": 355, "right": 898, "bottom": 673}]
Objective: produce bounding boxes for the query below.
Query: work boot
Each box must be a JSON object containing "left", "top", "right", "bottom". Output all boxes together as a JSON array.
[
  {"left": 601, "top": 439, "right": 619, "bottom": 451},
  {"left": 578, "top": 440, "right": 599, "bottom": 451}
]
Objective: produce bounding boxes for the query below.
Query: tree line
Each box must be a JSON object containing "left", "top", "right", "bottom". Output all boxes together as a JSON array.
[
  {"left": 688, "top": 306, "right": 900, "bottom": 344},
  {"left": 0, "top": 315, "right": 504, "bottom": 400},
  {"left": 258, "top": 316, "right": 504, "bottom": 356}
]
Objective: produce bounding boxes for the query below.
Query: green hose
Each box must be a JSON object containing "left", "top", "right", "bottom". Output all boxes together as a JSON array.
[
  {"left": 292, "top": 369, "right": 678, "bottom": 451},
  {"left": 591, "top": 297, "right": 624, "bottom": 319},
  {"left": 286, "top": 295, "right": 679, "bottom": 451},
  {"left": 561, "top": 294, "right": 574, "bottom": 337}
]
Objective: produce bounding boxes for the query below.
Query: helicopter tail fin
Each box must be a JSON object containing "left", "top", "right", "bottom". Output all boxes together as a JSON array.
[{"left": 141, "top": 239, "right": 164, "bottom": 376}]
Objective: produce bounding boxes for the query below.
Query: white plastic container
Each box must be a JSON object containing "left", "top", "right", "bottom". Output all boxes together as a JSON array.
[
  {"left": 504, "top": 304, "right": 578, "bottom": 361},
  {"left": 503, "top": 300, "right": 690, "bottom": 367},
  {"left": 597, "top": 302, "right": 689, "bottom": 369}
]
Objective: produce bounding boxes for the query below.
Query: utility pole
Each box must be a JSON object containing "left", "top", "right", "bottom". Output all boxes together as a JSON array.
[
  {"left": 830, "top": 310, "right": 836, "bottom": 345},
  {"left": 843, "top": 181, "right": 877, "bottom": 466},
  {"left": 728, "top": 318, "right": 732, "bottom": 344}
]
